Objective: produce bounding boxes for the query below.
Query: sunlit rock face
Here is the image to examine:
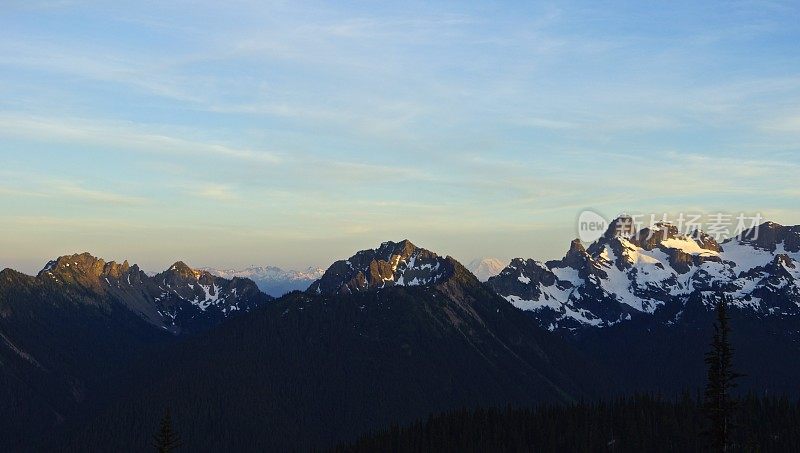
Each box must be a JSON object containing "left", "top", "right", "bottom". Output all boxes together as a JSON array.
[
  {"left": 36, "top": 253, "right": 271, "bottom": 334},
  {"left": 307, "top": 240, "right": 457, "bottom": 295},
  {"left": 488, "top": 219, "right": 800, "bottom": 332}
]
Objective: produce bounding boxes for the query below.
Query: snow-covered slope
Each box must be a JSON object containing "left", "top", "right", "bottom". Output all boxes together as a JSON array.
[
  {"left": 201, "top": 265, "right": 324, "bottom": 296},
  {"left": 466, "top": 257, "right": 509, "bottom": 282},
  {"left": 487, "top": 218, "right": 800, "bottom": 331}
]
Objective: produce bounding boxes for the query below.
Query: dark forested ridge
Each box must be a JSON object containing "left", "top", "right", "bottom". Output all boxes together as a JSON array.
[
  {"left": 0, "top": 254, "right": 270, "bottom": 451},
  {"left": 62, "top": 267, "right": 604, "bottom": 452},
  {"left": 3, "top": 242, "right": 800, "bottom": 452},
  {"left": 0, "top": 268, "right": 172, "bottom": 450},
  {"left": 338, "top": 395, "right": 800, "bottom": 453},
  {"left": 568, "top": 296, "right": 800, "bottom": 398}
]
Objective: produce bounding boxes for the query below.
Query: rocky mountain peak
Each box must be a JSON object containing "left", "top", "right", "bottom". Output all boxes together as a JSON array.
[
  {"left": 561, "top": 239, "right": 589, "bottom": 267},
  {"left": 308, "top": 240, "right": 457, "bottom": 295},
  {"left": 604, "top": 215, "right": 637, "bottom": 239},
  {"left": 25, "top": 254, "right": 272, "bottom": 334},
  {"left": 489, "top": 216, "right": 800, "bottom": 332},
  {"left": 374, "top": 239, "right": 417, "bottom": 261},
  {"left": 693, "top": 230, "right": 722, "bottom": 252},
  {"left": 630, "top": 223, "right": 680, "bottom": 250},
  {"left": 731, "top": 221, "right": 800, "bottom": 253},
  {"left": 165, "top": 261, "right": 198, "bottom": 278},
  {"left": 38, "top": 253, "right": 140, "bottom": 285},
  {"left": 0, "top": 267, "right": 29, "bottom": 285}
]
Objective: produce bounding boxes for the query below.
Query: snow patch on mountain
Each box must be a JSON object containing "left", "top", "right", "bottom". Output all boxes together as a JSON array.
[{"left": 487, "top": 219, "right": 800, "bottom": 331}]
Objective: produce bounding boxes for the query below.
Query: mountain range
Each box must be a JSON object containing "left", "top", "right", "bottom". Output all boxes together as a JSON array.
[
  {"left": 488, "top": 217, "right": 800, "bottom": 332},
  {"left": 37, "top": 253, "right": 272, "bottom": 334},
  {"left": 66, "top": 240, "right": 596, "bottom": 451},
  {"left": 488, "top": 217, "right": 800, "bottom": 395},
  {"left": 0, "top": 254, "right": 271, "bottom": 450},
  {"left": 2, "top": 219, "right": 800, "bottom": 451},
  {"left": 200, "top": 258, "right": 506, "bottom": 295},
  {"left": 200, "top": 265, "right": 325, "bottom": 297}
]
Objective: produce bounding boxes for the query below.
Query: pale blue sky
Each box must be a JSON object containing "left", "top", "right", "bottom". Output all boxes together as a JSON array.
[{"left": 2, "top": 1, "right": 800, "bottom": 274}]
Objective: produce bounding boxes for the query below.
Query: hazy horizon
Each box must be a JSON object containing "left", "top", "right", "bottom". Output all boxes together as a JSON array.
[
  {"left": 3, "top": 238, "right": 519, "bottom": 276},
  {"left": 3, "top": 1, "right": 800, "bottom": 274}
]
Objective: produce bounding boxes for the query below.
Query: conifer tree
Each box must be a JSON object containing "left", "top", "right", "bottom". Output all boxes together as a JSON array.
[
  {"left": 153, "top": 408, "right": 181, "bottom": 453},
  {"left": 704, "top": 295, "right": 742, "bottom": 452}
]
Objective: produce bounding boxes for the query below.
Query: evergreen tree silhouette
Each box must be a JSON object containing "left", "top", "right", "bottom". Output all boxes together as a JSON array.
[
  {"left": 704, "top": 294, "right": 743, "bottom": 452},
  {"left": 153, "top": 408, "right": 181, "bottom": 453}
]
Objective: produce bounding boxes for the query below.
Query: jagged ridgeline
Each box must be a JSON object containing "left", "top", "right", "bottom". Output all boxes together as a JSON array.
[
  {"left": 307, "top": 240, "right": 456, "bottom": 294},
  {"left": 0, "top": 254, "right": 270, "bottom": 450},
  {"left": 2, "top": 224, "right": 800, "bottom": 452},
  {"left": 488, "top": 217, "right": 800, "bottom": 396},
  {"left": 36, "top": 253, "right": 271, "bottom": 333},
  {"left": 200, "top": 265, "right": 325, "bottom": 297},
  {"left": 488, "top": 217, "right": 800, "bottom": 330},
  {"left": 58, "top": 240, "right": 601, "bottom": 452}
]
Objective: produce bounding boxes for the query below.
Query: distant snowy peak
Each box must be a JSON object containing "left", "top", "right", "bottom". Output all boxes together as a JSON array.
[
  {"left": 201, "top": 265, "right": 325, "bottom": 296},
  {"left": 466, "top": 257, "right": 509, "bottom": 282},
  {"left": 488, "top": 218, "right": 800, "bottom": 331},
  {"left": 308, "top": 240, "right": 457, "bottom": 295},
  {"left": 202, "top": 265, "right": 325, "bottom": 281}
]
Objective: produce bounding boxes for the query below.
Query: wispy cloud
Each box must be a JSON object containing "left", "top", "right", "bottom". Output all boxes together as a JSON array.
[
  {"left": 0, "top": 175, "right": 148, "bottom": 206},
  {"left": 191, "top": 184, "right": 239, "bottom": 202},
  {"left": 513, "top": 117, "right": 578, "bottom": 130},
  {"left": 760, "top": 114, "right": 800, "bottom": 133},
  {"left": 0, "top": 186, "right": 48, "bottom": 198},
  {"left": 0, "top": 40, "right": 207, "bottom": 103},
  {"left": 0, "top": 114, "right": 282, "bottom": 164},
  {"left": 2, "top": 0, "right": 800, "bottom": 271},
  {"left": 55, "top": 183, "right": 149, "bottom": 206}
]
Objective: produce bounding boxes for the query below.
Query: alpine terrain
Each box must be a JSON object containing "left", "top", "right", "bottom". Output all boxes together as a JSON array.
[
  {"left": 0, "top": 253, "right": 270, "bottom": 450},
  {"left": 65, "top": 240, "right": 598, "bottom": 452},
  {"left": 487, "top": 217, "right": 800, "bottom": 394}
]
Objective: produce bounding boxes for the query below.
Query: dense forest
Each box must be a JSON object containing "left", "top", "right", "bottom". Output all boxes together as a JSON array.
[
  {"left": 50, "top": 291, "right": 799, "bottom": 452},
  {"left": 336, "top": 298, "right": 800, "bottom": 452},
  {"left": 5, "top": 249, "right": 799, "bottom": 451},
  {"left": 338, "top": 395, "right": 800, "bottom": 452}
]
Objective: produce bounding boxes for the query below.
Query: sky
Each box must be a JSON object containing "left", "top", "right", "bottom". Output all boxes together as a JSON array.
[{"left": 2, "top": 0, "right": 800, "bottom": 274}]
